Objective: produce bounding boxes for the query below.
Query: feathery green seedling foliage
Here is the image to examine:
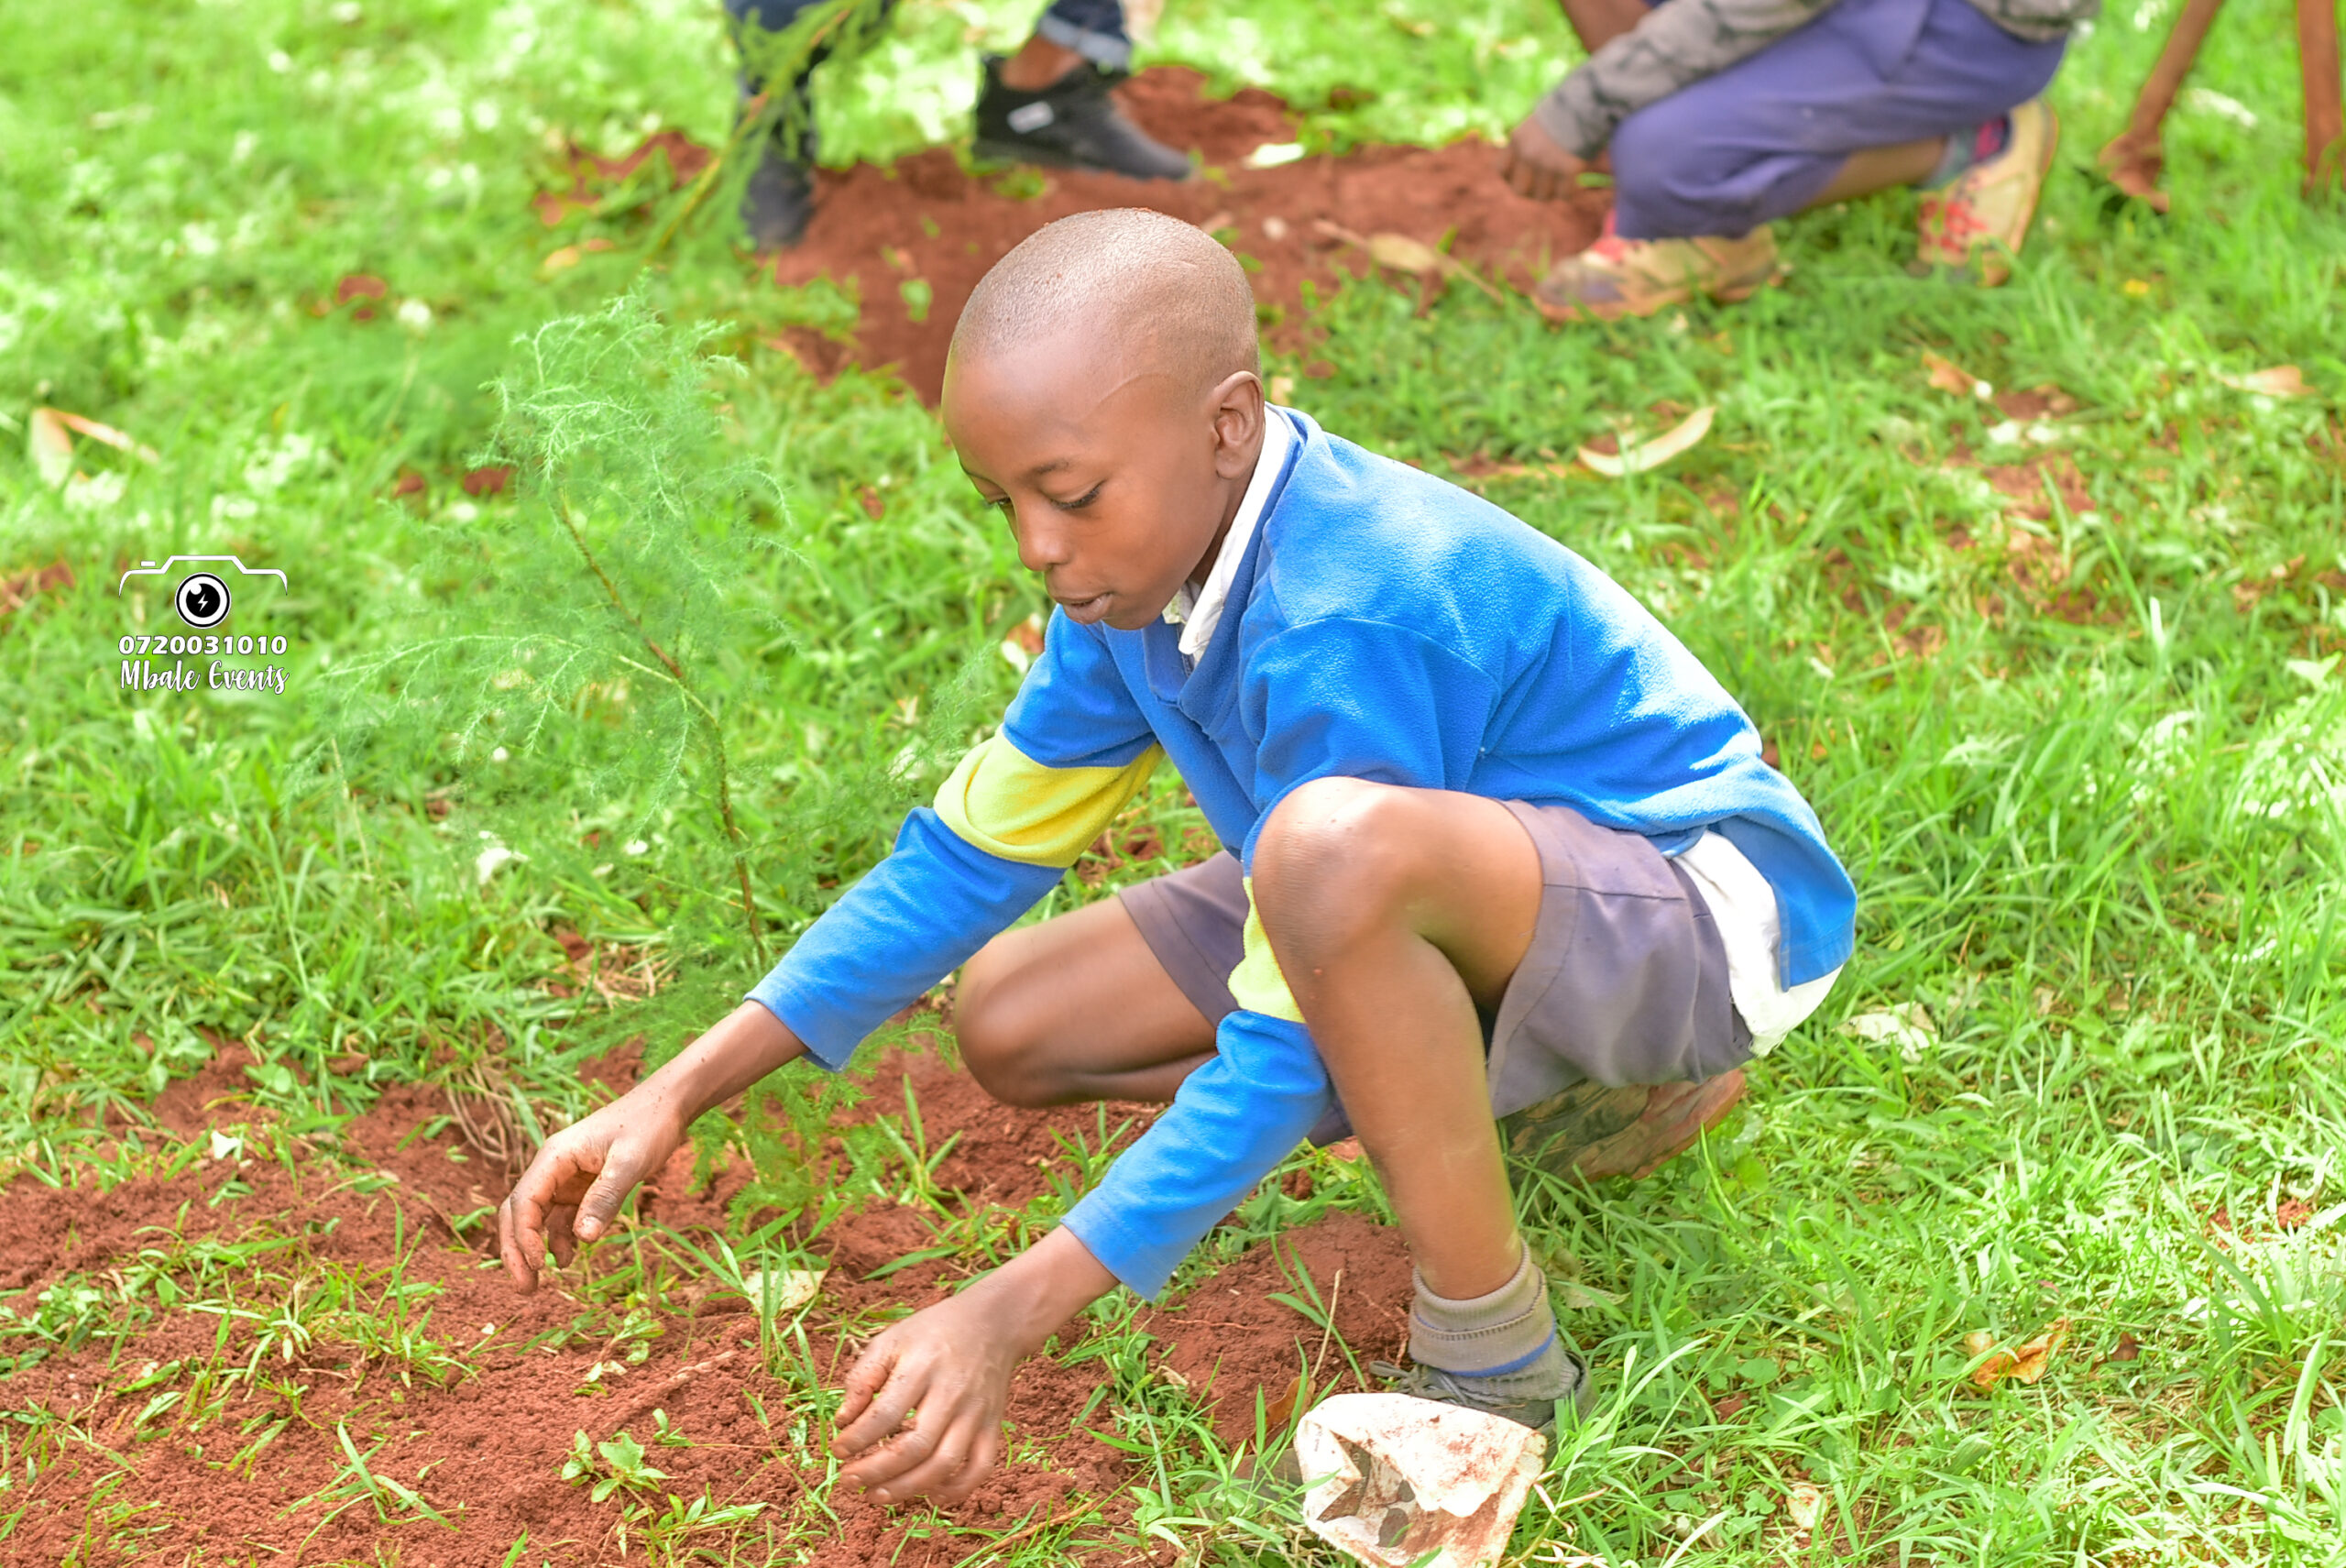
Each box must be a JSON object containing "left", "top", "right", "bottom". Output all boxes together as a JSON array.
[{"left": 332, "top": 288, "right": 787, "bottom": 962}]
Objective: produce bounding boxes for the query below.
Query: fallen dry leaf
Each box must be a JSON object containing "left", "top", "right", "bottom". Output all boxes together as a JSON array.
[
  {"left": 1785, "top": 1482, "right": 1825, "bottom": 1531},
  {"left": 1364, "top": 231, "right": 1443, "bottom": 274},
  {"left": 2218, "top": 365, "right": 2312, "bottom": 399},
  {"left": 736, "top": 1267, "right": 825, "bottom": 1314},
  {"left": 1578, "top": 406, "right": 1715, "bottom": 477},
  {"left": 2099, "top": 1332, "right": 2143, "bottom": 1366},
  {"left": 1844, "top": 1003, "right": 1935, "bottom": 1062},
  {"left": 28, "top": 407, "right": 159, "bottom": 488},
  {"left": 334, "top": 273, "right": 389, "bottom": 320},
  {"left": 1554, "top": 1281, "right": 1621, "bottom": 1311},
  {"left": 1965, "top": 1318, "right": 2069, "bottom": 1390},
  {"left": 1312, "top": 219, "right": 1505, "bottom": 303},
  {"left": 27, "top": 409, "right": 73, "bottom": 488},
  {"left": 1263, "top": 1371, "right": 1304, "bottom": 1431},
  {"left": 0, "top": 559, "right": 75, "bottom": 618},
  {"left": 1923, "top": 350, "right": 1991, "bottom": 400},
  {"left": 540, "top": 236, "right": 617, "bottom": 276},
  {"left": 47, "top": 408, "right": 159, "bottom": 461}
]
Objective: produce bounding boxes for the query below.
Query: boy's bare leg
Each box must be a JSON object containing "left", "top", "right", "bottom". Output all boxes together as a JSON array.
[
  {"left": 1250, "top": 779, "right": 1544, "bottom": 1299},
  {"left": 956, "top": 896, "right": 1219, "bottom": 1106}
]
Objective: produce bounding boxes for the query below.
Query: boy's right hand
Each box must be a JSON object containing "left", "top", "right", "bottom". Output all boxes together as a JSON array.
[
  {"left": 498, "top": 1095, "right": 685, "bottom": 1289},
  {"left": 496, "top": 1000, "right": 807, "bottom": 1291}
]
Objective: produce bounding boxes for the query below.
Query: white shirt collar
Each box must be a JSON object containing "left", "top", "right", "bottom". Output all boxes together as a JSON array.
[{"left": 1162, "top": 408, "right": 1292, "bottom": 663}]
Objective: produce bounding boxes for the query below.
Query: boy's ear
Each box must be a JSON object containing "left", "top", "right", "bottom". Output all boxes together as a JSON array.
[{"left": 1207, "top": 370, "right": 1266, "bottom": 480}]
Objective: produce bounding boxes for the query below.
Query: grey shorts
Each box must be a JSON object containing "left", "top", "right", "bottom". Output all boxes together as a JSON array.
[{"left": 1118, "top": 800, "right": 1753, "bottom": 1140}]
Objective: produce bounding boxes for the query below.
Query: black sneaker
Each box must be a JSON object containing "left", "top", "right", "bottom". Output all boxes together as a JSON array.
[
  {"left": 1369, "top": 1337, "right": 1596, "bottom": 1436},
  {"left": 740, "top": 148, "right": 814, "bottom": 250},
  {"left": 972, "top": 56, "right": 1191, "bottom": 181},
  {"left": 738, "top": 83, "right": 817, "bottom": 252}
]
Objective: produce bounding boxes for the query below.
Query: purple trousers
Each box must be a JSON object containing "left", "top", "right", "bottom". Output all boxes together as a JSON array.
[{"left": 1611, "top": 0, "right": 2066, "bottom": 239}]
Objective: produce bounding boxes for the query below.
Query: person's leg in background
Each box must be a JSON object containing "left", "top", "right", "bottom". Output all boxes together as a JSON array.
[
  {"left": 729, "top": 0, "right": 1189, "bottom": 253},
  {"left": 726, "top": 0, "right": 869, "bottom": 251},
  {"left": 972, "top": 0, "right": 1190, "bottom": 181},
  {"left": 1525, "top": 0, "right": 2067, "bottom": 319}
]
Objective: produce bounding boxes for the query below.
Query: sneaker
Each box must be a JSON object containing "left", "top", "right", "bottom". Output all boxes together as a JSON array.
[
  {"left": 972, "top": 56, "right": 1191, "bottom": 181},
  {"left": 740, "top": 148, "right": 815, "bottom": 251},
  {"left": 1498, "top": 1069, "right": 1748, "bottom": 1182},
  {"left": 1531, "top": 212, "right": 1780, "bottom": 323},
  {"left": 1369, "top": 1335, "right": 1595, "bottom": 1436},
  {"left": 1916, "top": 98, "right": 2058, "bottom": 286}
]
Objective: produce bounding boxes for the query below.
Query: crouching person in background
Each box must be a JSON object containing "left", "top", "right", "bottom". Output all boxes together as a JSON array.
[{"left": 1504, "top": 0, "right": 2093, "bottom": 317}]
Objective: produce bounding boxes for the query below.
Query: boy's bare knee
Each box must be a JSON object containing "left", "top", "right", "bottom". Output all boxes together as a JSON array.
[
  {"left": 1252, "top": 777, "right": 1420, "bottom": 959},
  {"left": 951, "top": 940, "right": 1058, "bottom": 1109}
]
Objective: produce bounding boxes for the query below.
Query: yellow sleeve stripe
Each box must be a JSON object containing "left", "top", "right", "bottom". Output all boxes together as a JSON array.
[
  {"left": 1227, "top": 875, "right": 1305, "bottom": 1023},
  {"left": 933, "top": 733, "right": 1164, "bottom": 868}
]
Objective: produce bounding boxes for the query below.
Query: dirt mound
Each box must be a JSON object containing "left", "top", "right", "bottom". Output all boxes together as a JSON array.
[
  {"left": 772, "top": 67, "right": 1606, "bottom": 402},
  {"left": 1146, "top": 1208, "right": 1414, "bottom": 1450},
  {"left": 845, "top": 1041, "right": 1157, "bottom": 1209}
]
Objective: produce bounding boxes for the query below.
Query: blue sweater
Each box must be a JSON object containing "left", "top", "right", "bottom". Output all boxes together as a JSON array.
[{"left": 751, "top": 408, "right": 1854, "bottom": 1298}]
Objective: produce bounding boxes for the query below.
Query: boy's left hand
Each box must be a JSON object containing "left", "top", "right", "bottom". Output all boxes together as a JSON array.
[
  {"left": 831, "top": 1226, "right": 1116, "bottom": 1506},
  {"left": 832, "top": 1288, "right": 1020, "bottom": 1504}
]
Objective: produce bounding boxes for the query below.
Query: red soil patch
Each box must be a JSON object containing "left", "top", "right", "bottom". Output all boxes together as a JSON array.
[
  {"left": 1143, "top": 1208, "right": 1413, "bottom": 1450},
  {"left": 842, "top": 1040, "right": 1157, "bottom": 1209},
  {"left": 0, "top": 1036, "right": 1394, "bottom": 1563},
  {"left": 769, "top": 66, "right": 1605, "bottom": 403}
]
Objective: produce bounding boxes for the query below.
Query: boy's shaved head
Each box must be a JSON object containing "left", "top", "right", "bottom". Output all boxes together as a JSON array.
[
  {"left": 942, "top": 208, "right": 1271, "bottom": 637},
  {"left": 950, "top": 208, "right": 1258, "bottom": 390}
]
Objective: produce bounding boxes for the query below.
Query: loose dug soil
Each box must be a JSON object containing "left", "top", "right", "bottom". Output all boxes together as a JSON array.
[
  {"left": 1143, "top": 1207, "right": 1414, "bottom": 1451},
  {"left": 767, "top": 66, "right": 1606, "bottom": 403},
  {"left": 2, "top": 1036, "right": 1404, "bottom": 1563},
  {"left": 840, "top": 1041, "right": 1158, "bottom": 1210}
]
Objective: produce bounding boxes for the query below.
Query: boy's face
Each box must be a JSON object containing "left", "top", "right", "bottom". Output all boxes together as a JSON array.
[{"left": 942, "top": 334, "right": 1262, "bottom": 633}]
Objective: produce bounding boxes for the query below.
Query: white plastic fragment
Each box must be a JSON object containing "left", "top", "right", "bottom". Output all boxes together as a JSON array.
[
  {"left": 1245, "top": 141, "right": 1306, "bottom": 169},
  {"left": 1297, "top": 1392, "right": 1546, "bottom": 1568}
]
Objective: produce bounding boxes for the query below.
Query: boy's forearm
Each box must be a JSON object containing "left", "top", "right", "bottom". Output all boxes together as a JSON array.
[
  {"left": 633, "top": 1000, "right": 807, "bottom": 1127},
  {"left": 963, "top": 1227, "right": 1118, "bottom": 1354}
]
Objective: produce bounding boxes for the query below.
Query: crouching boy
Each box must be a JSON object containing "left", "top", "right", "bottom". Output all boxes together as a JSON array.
[{"left": 497, "top": 208, "right": 1853, "bottom": 1506}]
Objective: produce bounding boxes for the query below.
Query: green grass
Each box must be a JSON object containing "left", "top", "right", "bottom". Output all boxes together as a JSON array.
[{"left": 5, "top": 0, "right": 2345, "bottom": 1562}]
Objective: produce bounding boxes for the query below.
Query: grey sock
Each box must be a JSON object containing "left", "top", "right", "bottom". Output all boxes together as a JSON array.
[{"left": 1408, "top": 1243, "right": 1558, "bottom": 1377}]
